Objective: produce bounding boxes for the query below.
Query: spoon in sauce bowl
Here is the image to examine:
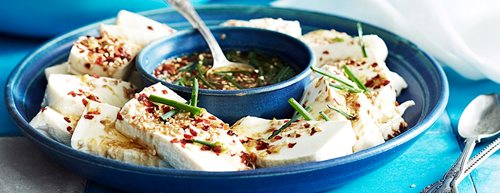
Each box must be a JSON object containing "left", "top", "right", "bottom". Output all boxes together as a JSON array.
[
  {"left": 164, "top": 0, "right": 255, "bottom": 74},
  {"left": 422, "top": 94, "right": 500, "bottom": 193}
]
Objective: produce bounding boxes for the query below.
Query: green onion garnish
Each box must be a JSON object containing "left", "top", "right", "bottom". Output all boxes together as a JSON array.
[
  {"left": 329, "top": 83, "right": 363, "bottom": 93},
  {"left": 357, "top": 22, "right": 368, "bottom": 58},
  {"left": 330, "top": 37, "right": 345, "bottom": 43},
  {"left": 311, "top": 66, "right": 357, "bottom": 89},
  {"left": 192, "top": 139, "right": 219, "bottom": 148},
  {"left": 268, "top": 106, "right": 312, "bottom": 139},
  {"left": 160, "top": 110, "right": 178, "bottom": 121},
  {"left": 327, "top": 105, "right": 356, "bottom": 120},
  {"left": 149, "top": 94, "right": 205, "bottom": 116},
  {"left": 190, "top": 78, "right": 199, "bottom": 107},
  {"left": 195, "top": 62, "right": 216, "bottom": 89},
  {"left": 288, "top": 98, "right": 314, "bottom": 121},
  {"left": 178, "top": 63, "right": 195, "bottom": 72},
  {"left": 319, "top": 111, "right": 330, "bottom": 121},
  {"left": 342, "top": 65, "right": 367, "bottom": 92},
  {"left": 223, "top": 75, "right": 244, "bottom": 89}
]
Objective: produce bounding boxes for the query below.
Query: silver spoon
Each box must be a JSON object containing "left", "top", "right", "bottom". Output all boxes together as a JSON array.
[
  {"left": 165, "top": 0, "right": 255, "bottom": 74},
  {"left": 422, "top": 94, "right": 500, "bottom": 193}
]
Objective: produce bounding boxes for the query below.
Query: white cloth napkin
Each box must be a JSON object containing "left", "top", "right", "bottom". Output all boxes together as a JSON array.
[{"left": 272, "top": 0, "right": 500, "bottom": 83}]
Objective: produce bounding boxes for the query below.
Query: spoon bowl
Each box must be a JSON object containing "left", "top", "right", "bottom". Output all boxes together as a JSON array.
[{"left": 458, "top": 94, "right": 500, "bottom": 140}]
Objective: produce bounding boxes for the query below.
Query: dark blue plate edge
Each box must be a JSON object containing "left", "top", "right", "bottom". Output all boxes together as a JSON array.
[{"left": 4, "top": 5, "right": 449, "bottom": 179}]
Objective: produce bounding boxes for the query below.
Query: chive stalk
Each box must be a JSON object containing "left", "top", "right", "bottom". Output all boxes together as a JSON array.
[
  {"left": 327, "top": 105, "right": 356, "bottom": 120},
  {"left": 311, "top": 66, "right": 357, "bottom": 89},
  {"left": 329, "top": 83, "right": 363, "bottom": 93},
  {"left": 160, "top": 110, "right": 178, "bottom": 121},
  {"left": 268, "top": 106, "right": 312, "bottom": 139},
  {"left": 319, "top": 111, "right": 330, "bottom": 121},
  {"left": 149, "top": 94, "right": 205, "bottom": 116},
  {"left": 342, "top": 65, "right": 367, "bottom": 92},
  {"left": 195, "top": 62, "right": 216, "bottom": 89},
  {"left": 223, "top": 75, "right": 244, "bottom": 89},
  {"left": 357, "top": 22, "right": 368, "bottom": 58},
  {"left": 190, "top": 78, "right": 199, "bottom": 107},
  {"left": 288, "top": 98, "right": 314, "bottom": 121}
]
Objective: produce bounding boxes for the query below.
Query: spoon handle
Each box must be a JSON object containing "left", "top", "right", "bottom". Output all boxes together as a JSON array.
[
  {"left": 457, "top": 136, "right": 500, "bottom": 182},
  {"left": 421, "top": 138, "right": 477, "bottom": 193},
  {"left": 165, "top": 0, "right": 227, "bottom": 64}
]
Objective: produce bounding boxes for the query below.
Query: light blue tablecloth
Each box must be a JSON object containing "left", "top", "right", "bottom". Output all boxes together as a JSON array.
[{"left": 0, "top": 1, "right": 498, "bottom": 193}]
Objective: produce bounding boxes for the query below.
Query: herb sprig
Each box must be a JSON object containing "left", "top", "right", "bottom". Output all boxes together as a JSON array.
[
  {"left": 342, "top": 65, "right": 367, "bottom": 92},
  {"left": 268, "top": 98, "right": 313, "bottom": 139},
  {"left": 327, "top": 105, "right": 356, "bottom": 120},
  {"left": 149, "top": 94, "right": 205, "bottom": 116},
  {"left": 357, "top": 22, "right": 368, "bottom": 58},
  {"left": 319, "top": 111, "right": 330, "bottom": 121}
]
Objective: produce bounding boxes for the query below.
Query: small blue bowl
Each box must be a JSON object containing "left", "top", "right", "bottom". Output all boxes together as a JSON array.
[{"left": 137, "top": 27, "right": 314, "bottom": 124}]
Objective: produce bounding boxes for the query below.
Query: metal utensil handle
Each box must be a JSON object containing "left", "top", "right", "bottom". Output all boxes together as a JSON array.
[
  {"left": 457, "top": 136, "right": 500, "bottom": 182},
  {"left": 421, "top": 138, "right": 477, "bottom": 193},
  {"left": 165, "top": 0, "right": 227, "bottom": 65}
]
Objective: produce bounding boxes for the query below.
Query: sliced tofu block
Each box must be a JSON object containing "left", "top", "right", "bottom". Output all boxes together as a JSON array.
[
  {"left": 44, "top": 62, "right": 71, "bottom": 79},
  {"left": 29, "top": 107, "right": 77, "bottom": 145},
  {"left": 232, "top": 116, "right": 356, "bottom": 168},
  {"left": 302, "top": 29, "right": 388, "bottom": 64},
  {"left": 300, "top": 76, "right": 349, "bottom": 121},
  {"left": 45, "top": 74, "right": 134, "bottom": 118},
  {"left": 71, "top": 101, "right": 164, "bottom": 167},
  {"left": 114, "top": 10, "right": 175, "bottom": 46},
  {"left": 68, "top": 34, "right": 140, "bottom": 79},
  {"left": 345, "top": 93, "right": 385, "bottom": 152},
  {"left": 221, "top": 18, "right": 302, "bottom": 38},
  {"left": 115, "top": 83, "right": 251, "bottom": 171}
]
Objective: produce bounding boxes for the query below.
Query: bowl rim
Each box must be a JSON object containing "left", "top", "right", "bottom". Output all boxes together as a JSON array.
[
  {"left": 136, "top": 26, "right": 314, "bottom": 96},
  {"left": 4, "top": 5, "right": 449, "bottom": 178}
]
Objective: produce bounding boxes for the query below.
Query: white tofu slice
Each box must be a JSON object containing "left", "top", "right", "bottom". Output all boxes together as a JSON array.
[
  {"left": 232, "top": 116, "right": 356, "bottom": 168},
  {"left": 115, "top": 83, "right": 251, "bottom": 171},
  {"left": 300, "top": 76, "right": 349, "bottom": 121},
  {"left": 68, "top": 34, "right": 140, "bottom": 79},
  {"left": 29, "top": 107, "right": 77, "bottom": 145},
  {"left": 221, "top": 18, "right": 302, "bottom": 38},
  {"left": 346, "top": 93, "right": 385, "bottom": 152},
  {"left": 100, "top": 24, "right": 175, "bottom": 48},
  {"left": 302, "top": 29, "right": 388, "bottom": 64},
  {"left": 71, "top": 101, "right": 164, "bottom": 167},
  {"left": 115, "top": 10, "right": 176, "bottom": 46},
  {"left": 44, "top": 62, "right": 71, "bottom": 79},
  {"left": 45, "top": 74, "right": 134, "bottom": 118}
]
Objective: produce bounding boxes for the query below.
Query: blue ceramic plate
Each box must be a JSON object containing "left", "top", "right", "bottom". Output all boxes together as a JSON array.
[{"left": 5, "top": 6, "right": 448, "bottom": 193}]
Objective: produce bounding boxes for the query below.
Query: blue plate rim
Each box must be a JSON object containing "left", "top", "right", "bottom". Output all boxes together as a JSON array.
[{"left": 5, "top": 5, "right": 449, "bottom": 178}]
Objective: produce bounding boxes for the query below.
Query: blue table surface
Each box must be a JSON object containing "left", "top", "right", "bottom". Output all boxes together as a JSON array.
[{"left": 1, "top": 2, "right": 499, "bottom": 193}]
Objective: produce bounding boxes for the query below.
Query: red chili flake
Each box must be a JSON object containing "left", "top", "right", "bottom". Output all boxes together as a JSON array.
[
  {"left": 170, "top": 138, "right": 179, "bottom": 143},
  {"left": 288, "top": 143, "right": 297, "bottom": 148},
  {"left": 255, "top": 140, "right": 270, "bottom": 151},
  {"left": 274, "top": 136, "right": 283, "bottom": 140},
  {"left": 382, "top": 79, "right": 390, "bottom": 86},
  {"left": 310, "top": 127, "right": 318, "bottom": 136},
  {"left": 189, "top": 128, "right": 198, "bottom": 136},
  {"left": 395, "top": 101, "right": 400, "bottom": 106},
  {"left": 84, "top": 114, "right": 94, "bottom": 120},
  {"left": 86, "top": 94, "right": 100, "bottom": 102},
  {"left": 95, "top": 57, "right": 103, "bottom": 65},
  {"left": 202, "top": 125, "right": 210, "bottom": 131},
  {"left": 84, "top": 63, "right": 91, "bottom": 69},
  {"left": 68, "top": 91, "right": 77, "bottom": 97},
  {"left": 147, "top": 26, "right": 154, "bottom": 30},
  {"left": 303, "top": 123, "right": 311, "bottom": 128},
  {"left": 117, "top": 112, "right": 123, "bottom": 120},
  {"left": 66, "top": 126, "right": 72, "bottom": 132},
  {"left": 63, "top": 117, "right": 71, "bottom": 123},
  {"left": 371, "top": 63, "right": 378, "bottom": 67},
  {"left": 355, "top": 103, "right": 361, "bottom": 108},
  {"left": 87, "top": 110, "right": 101, "bottom": 115},
  {"left": 208, "top": 116, "right": 217, "bottom": 120},
  {"left": 82, "top": 99, "right": 88, "bottom": 106},
  {"left": 240, "top": 152, "right": 257, "bottom": 168},
  {"left": 161, "top": 90, "right": 168, "bottom": 94},
  {"left": 92, "top": 74, "right": 99, "bottom": 78},
  {"left": 183, "top": 134, "right": 193, "bottom": 139},
  {"left": 200, "top": 145, "right": 211, "bottom": 151},
  {"left": 227, "top": 130, "right": 236, "bottom": 136},
  {"left": 145, "top": 107, "right": 155, "bottom": 114},
  {"left": 41, "top": 107, "right": 47, "bottom": 112},
  {"left": 296, "top": 134, "right": 301, "bottom": 138},
  {"left": 322, "top": 50, "right": 329, "bottom": 55},
  {"left": 212, "top": 145, "right": 222, "bottom": 155},
  {"left": 137, "top": 94, "right": 154, "bottom": 107},
  {"left": 131, "top": 115, "right": 136, "bottom": 120}
]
